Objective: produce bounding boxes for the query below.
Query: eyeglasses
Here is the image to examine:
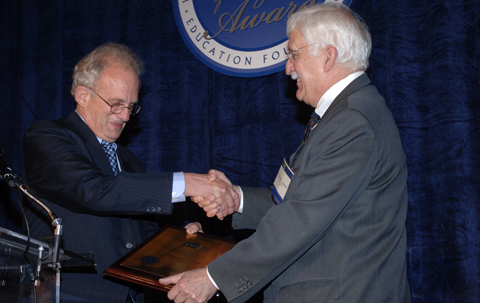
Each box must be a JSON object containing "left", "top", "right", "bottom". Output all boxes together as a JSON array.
[
  {"left": 88, "top": 87, "right": 141, "bottom": 115},
  {"left": 286, "top": 43, "right": 320, "bottom": 63}
]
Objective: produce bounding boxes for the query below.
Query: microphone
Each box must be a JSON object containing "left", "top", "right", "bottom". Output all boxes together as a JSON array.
[
  {"left": 0, "top": 146, "right": 63, "bottom": 269},
  {"left": 0, "top": 146, "right": 23, "bottom": 187}
]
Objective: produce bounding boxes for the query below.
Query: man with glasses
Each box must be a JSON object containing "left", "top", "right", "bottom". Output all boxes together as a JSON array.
[
  {"left": 22, "top": 43, "right": 238, "bottom": 302},
  {"left": 161, "top": 3, "right": 411, "bottom": 303}
]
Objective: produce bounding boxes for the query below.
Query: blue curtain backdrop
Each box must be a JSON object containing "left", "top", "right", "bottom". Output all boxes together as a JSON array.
[{"left": 1, "top": 0, "right": 479, "bottom": 302}]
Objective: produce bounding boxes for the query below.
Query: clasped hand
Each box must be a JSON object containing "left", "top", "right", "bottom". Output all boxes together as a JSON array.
[{"left": 184, "top": 170, "right": 240, "bottom": 220}]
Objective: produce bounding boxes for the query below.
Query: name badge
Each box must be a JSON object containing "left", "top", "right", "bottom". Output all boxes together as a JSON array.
[{"left": 272, "top": 159, "right": 294, "bottom": 204}]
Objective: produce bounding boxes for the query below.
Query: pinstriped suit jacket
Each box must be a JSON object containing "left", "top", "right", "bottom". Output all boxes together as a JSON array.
[
  {"left": 23, "top": 111, "right": 173, "bottom": 302},
  {"left": 209, "top": 74, "right": 411, "bottom": 303}
]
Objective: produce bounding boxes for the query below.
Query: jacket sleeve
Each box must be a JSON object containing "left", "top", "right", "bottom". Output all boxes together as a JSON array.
[
  {"left": 231, "top": 186, "right": 274, "bottom": 230},
  {"left": 23, "top": 120, "right": 174, "bottom": 216}
]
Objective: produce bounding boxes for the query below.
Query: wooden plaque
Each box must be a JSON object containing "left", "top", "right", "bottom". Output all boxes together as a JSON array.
[{"left": 103, "top": 224, "right": 235, "bottom": 292}]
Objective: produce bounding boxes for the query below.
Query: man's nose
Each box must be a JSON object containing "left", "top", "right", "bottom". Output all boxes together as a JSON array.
[
  {"left": 285, "top": 59, "right": 294, "bottom": 75},
  {"left": 118, "top": 109, "right": 130, "bottom": 122}
]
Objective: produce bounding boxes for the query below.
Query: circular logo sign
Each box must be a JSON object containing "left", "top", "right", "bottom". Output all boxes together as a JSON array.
[
  {"left": 173, "top": 0, "right": 352, "bottom": 78},
  {"left": 140, "top": 255, "right": 159, "bottom": 264}
]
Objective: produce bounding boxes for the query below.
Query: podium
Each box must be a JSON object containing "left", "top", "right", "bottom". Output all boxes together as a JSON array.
[{"left": 0, "top": 226, "right": 95, "bottom": 303}]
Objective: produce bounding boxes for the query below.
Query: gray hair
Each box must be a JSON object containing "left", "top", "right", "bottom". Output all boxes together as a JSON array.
[
  {"left": 70, "top": 43, "right": 144, "bottom": 97},
  {"left": 286, "top": 2, "right": 372, "bottom": 71}
]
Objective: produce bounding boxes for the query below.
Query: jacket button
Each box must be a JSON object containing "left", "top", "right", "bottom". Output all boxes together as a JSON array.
[{"left": 126, "top": 243, "right": 134, "bottom": 249}]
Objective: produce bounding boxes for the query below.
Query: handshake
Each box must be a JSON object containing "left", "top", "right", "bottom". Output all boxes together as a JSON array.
[{"left": 184, "top": 169, "right": 241, "bottom": 220}]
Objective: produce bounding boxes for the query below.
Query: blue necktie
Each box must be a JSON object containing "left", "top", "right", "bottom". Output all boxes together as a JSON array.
[
  {"left": 100, "top": 140, "right": 119, "bottom": 176},
  {"left": 303, "top": 111, "right": 321, "bottom": 143},
  {"left": 127, "top": 289, "right": 137, "bottom": 303}
]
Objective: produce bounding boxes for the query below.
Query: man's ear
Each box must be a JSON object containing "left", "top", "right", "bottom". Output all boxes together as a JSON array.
[
  {"left": 75, "top": 86, "right": 88, "bottom": 107},
  {"left": 324, "top": 45, "right": 338, "bottom": 72}
]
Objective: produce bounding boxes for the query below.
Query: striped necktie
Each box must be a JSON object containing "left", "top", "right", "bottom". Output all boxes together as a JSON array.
[
  {"left": 100, "top": 140, "right": 119, "bottom": 176},
  {"left": 126, "top": 289, "right": 137, "bottom": 303},
  {"left": 303, "top": 111, "right": 321, "bottom": 143}
]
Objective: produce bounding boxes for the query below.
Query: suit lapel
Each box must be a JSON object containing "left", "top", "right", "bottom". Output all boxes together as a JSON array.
[
  {"left": 289, "top": 74, "right": 372, "bottom": 168},
  {"left": 116, "top": 147, "right": 135, "bottom": 173},
  {"left": 289, "top": 142, "right": 306, "bottom": 168},
  {"left": 66, "top": 112, "right": 116, "bottom": 176}
]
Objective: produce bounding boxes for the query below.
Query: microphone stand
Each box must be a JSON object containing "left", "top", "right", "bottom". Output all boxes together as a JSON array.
[
  {"left": 2, "top": 173, "right": 63, "bottom": 303},
  {"left": 20, "top": 185, "right": 63, "bottom": 269}
]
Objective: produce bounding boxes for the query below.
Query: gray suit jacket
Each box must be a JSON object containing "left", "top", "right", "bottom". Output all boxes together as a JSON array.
[
  {"left": 23, "top": 111, "right": 173, "bottom": 302},
  {"left": 209, "top": 74, "right": 411, "bottom": 303}
]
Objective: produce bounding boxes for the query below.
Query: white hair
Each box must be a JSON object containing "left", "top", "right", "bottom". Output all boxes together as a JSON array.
[
  {"left": 286, "top": 2, "right": 372, "bottom": 71},
  {"left": 71, "top": 43, "right": 144, "bottom": 97}
]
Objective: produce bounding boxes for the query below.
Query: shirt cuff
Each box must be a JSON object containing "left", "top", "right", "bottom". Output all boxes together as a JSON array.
[
  {"left": 207, "top": 266, "right": 220, "bottom": 290},
  {"left": 236, "top": 186, "right": 244, "bottom": 213},
  {"left": 172, "top": 172, "right": 186, "bottom": 203}
]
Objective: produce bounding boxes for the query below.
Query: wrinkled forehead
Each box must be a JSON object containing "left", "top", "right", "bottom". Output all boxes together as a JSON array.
[
  {"left": 96, "top": 65, "right": 140, "bottom": 102},
  {"left": 288, "top": 28, "right": 305, "bottom": 45}
]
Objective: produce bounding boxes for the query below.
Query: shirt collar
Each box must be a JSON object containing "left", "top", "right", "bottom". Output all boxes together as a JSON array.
[
  {"left": 74, "top": 110, "right": 117, "bottom": 150},
  {"left": 315, "top": 71, "right": 364, "bottom": 118}
]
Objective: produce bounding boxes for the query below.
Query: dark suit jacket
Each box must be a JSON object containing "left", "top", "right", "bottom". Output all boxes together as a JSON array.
[
  {"left": 209, "top": 74, "right": 411, "bottom": 303},
  {"left": 23, "top": 111, "right": 174, "bottom": 302}
]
